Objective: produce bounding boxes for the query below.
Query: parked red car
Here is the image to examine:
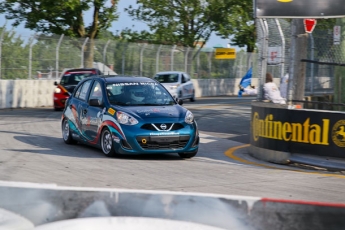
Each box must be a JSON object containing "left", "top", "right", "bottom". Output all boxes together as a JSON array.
[{"left": 53, "top": 68, "right": 102, "bottom": 110}]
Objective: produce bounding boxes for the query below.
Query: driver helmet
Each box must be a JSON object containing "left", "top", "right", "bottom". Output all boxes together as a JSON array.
[{"left": 129, "top": 87, "right": 146, "bottom": 101}]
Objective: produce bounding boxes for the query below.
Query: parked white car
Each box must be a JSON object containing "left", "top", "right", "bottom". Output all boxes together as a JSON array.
[{"left": 153, "top": 71, "right": 195, "bottom": 102}]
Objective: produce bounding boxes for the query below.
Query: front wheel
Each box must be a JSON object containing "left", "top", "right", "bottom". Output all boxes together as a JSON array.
[
  {"left": 178, "top": 151, "right": 197, "bottom": 159},
  {"left": 101, "top": 128, "right": 117, "bottom": 157},
  {"left": 62, "top": 119, "right": 77, "bottom": 144}
]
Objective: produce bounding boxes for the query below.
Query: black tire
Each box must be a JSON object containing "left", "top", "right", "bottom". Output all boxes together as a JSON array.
[
  {"left": 101, "top": 128, "right": 117, "bottom": 157},
  {"left": 178, "top": 151, "right": 197, "bottom": 159},
  {"left": 54, "top": 107, "right": 62, "bottom": 111},
  {"left": 179, "top": 91, "right": 183, "bottom": 100},
  {"left": 62, "top": 119, "right": 77, "bottom": 144},
  {"left": 190, "top": 91, "right": 195, "bottom": 102}
]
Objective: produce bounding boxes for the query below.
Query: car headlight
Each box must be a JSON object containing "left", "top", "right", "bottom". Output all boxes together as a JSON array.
[
  {"left": 54, "top": 88, "right": 61, "bottom": 93},
  {"left": 170, "top": 84, "right": 179, "bottom": 90},
  {"left": 185, "top": 110, "right": 194, "bottom": 124},
  {"left": 116, "top": 111, "right": 138, "bottom": 125}
]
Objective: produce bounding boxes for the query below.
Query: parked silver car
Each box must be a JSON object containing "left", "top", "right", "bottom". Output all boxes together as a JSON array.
[{"left": 154, "top": 71, "right": 195, "bottom": 102}]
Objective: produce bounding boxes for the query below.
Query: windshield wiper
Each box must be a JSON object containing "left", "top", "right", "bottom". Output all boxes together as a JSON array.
[
  {"left": 141, "top": 103, "right": 171, "bottom": 106},
  {"left": 112, "top": 102, "right": 129, "bottom": 106}
]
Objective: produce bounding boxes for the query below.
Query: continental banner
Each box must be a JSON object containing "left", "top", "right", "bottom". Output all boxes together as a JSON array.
[{"left": 251, "top": 104, "right": 345, "bottom": 158}]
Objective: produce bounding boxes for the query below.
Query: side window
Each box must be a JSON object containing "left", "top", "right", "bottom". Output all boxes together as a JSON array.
[
  {"left": 184, "top": 74, "right": 190, "bottom": 81},
  {"left": 89, "top": 81, "right": 103, "bottom": 104},
  {"left": 182, "top": 74, "right": 187, "bottom": 83},
  {"left": 78, "top": 80, "right": 92, "bottom": 101},
  {"left": 74, "top": 84, "right": 83, "bottom": 98}
]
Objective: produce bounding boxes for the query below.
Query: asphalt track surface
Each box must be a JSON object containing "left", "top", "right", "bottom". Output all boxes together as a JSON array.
[{"left": 1, "top": 96, "right": 345, "bottom": 203}]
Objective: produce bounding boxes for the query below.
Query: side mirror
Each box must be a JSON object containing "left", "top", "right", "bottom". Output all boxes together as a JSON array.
[
  {"left": 54, "top": 81, "right": 58, "bottom": 86},
  {"left": 89, "top": 99, "right": 102, "bottom": 107}
]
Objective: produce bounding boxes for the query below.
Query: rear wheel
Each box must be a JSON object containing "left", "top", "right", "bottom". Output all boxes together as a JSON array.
[
  {"left": 178, "top": 151, "right": 197, "bottom": 159},
  {"left": 62, "top": 119, "right": 77, "bottom": 144},
  {"left": 101, "top": 128, "right": 117, "bottom": 157},
  {"left": 190, "top": 90, "right": 195, "bottom": 102}
]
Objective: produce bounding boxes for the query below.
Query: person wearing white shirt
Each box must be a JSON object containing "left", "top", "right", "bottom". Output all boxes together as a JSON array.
[
  {"left": 263, "top": 72, "right": 286, "bottom": 104},
  {"left": 243, "top": 86, "right": 257, "bottom": 95}
]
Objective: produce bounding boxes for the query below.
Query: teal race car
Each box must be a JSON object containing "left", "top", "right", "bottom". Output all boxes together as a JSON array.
[{"left": 61, "top": 75, "right": 199, "bottom": 158}]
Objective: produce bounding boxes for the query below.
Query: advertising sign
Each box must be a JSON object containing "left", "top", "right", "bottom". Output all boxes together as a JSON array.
[
  {"left": 334, "top": 25, "right": 341, "bottom": 45},
  {"left": 267, "top": 46, "right": 282, "bottom": 65},
  {"left": 254, "top": 0, "right": 345, "bottom": 18},
  {"left": 251, "top": 104, "right": 345, "bottom": 158},
  {"left": 214, "top": 48, "right": 236, "bottom": 59}
]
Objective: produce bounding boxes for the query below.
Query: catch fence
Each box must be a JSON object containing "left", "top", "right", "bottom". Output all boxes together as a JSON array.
[
  {"left": 0, "top": 27, "right": 255, "bottom": 80},
  {"left": 256, "top": 18, "right": 345, "bottom": 109}
]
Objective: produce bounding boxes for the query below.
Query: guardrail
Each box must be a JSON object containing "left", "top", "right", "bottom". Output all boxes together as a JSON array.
[{"left": 1, "top": 181, "right": 345, "bottom": 230}]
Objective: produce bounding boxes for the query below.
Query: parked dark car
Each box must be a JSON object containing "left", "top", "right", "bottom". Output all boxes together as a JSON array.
[{"left": 53, "top": 68, "right": 102, "bottom": 110}]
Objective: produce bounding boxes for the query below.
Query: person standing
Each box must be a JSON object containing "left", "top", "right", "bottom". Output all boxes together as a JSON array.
[
  {"left": 280, "top": 73, "right": 289, "bottom": 99},
  {"left": 263, "top": 73, "right": 286, "bottom": 104}
]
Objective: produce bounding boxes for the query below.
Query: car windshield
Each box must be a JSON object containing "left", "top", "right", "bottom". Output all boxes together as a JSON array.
[
  {"left": 154, "top": 74, "right": 179, "bottom": 83},
  {"left": 60, "top": 72, "right": 96, "bottom": 85},
  {"left": 106, "top": 82, "right": 176, "bottom": 106}
]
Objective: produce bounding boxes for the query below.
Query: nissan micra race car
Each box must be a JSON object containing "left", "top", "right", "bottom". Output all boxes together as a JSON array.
[{"left": 61, "top": 75, "right": 199, "bottom": 158}]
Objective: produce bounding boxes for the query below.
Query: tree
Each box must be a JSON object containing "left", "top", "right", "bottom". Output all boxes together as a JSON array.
[
  {"left": 125, "top": 0, "right": 235, "bottom": 48},
  {"left": 0, "top": 0, "right": 119, "bottom": 67},
  {"left": 212, "top": 0, "right": 255, "bottom": 52},
  {"left": 0, "top": 28, "right": 29, "bottom": 79}
]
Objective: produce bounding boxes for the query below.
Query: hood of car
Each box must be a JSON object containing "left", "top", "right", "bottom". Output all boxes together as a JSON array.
[{"left": 120, "top": 105, "right": 184, "bottom": 119}]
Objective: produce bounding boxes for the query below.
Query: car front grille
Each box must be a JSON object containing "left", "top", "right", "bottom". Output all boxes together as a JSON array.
[
  {"left": 141, "top": 123, "right": 184, "bottom": 131},
  {"left": 136, "top": 135, "right": 190, "bottom": 149}
]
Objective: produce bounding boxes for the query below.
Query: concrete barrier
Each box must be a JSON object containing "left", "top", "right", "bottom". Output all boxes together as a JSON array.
[
  {"left": 250, "top": 101, "right": 345, "bottom": 169},
  {"left": 0, "top": 77, "right": 331, "bottom": 109},
  {"left": 0, "top": 80, "right": 56, "bottom": 109},
  {"left": 0, "top": 181, "right": 345, "bottom": 230},
  {"left": 0, "top": 79, "right": 251, "bottom": 109}
]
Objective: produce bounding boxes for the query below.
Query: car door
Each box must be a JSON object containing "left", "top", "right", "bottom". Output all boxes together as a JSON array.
[
  {"left": 181, "top": 73, "right": 191, "bottom": 98},
  {"left": 83, "top": 80, "right": 105, "bottom": 142},
  {"left": 76, "top": 79, "right": 93, "bottom": 141}
]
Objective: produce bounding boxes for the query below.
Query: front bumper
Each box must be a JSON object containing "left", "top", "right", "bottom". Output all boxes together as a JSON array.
[
  {"left": 112, "top": 121, "right": 199, "bottom": 155},
  {"left": 54, "top": 94, "right": 69, "bottom": 109}
]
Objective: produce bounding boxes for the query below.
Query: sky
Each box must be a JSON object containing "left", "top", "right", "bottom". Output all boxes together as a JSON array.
[{"left": 0, "top": 0, "right": 231, "bottom": 48}]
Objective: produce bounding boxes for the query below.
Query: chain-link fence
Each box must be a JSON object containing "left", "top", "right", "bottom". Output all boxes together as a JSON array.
[
  {"left": 256, "top": 18, "right": 345, "bottom": 106},
  {"left": 0, "top": 27, "right": 257, "bottom": 80}
]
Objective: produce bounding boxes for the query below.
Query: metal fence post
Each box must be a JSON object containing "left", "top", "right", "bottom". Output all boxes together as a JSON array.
[
  {"left": 208, "top": 51, "right": 213, "bottom": 77},
  {"left": 171, "top": 45, "right": 176, "bottom": 71},
  {"left": 287, "top": 21, "right": 297, "bottom": 105},
  {"left": 122, "top": 43, "right": 128, "bottom": 75},
  {"left": 81, "top": 37, "right": 89, "bottom": 68},
  {"left": 257, "top": 19, "right": 269, "bottom": 101},
  {"left": 103, "top": 40, "right": 111, "bottom": 74},
  {"left": 156, "top": 44, "right": 162, "bottom": 73},
  {"left": 28, "top": 34, "right": 37, "bottom": 79},
  {"left": 184, "top": 47, "right": 190, "bottom": 73},
  {"left": 139, "top": 43, "right": 147, "bottom": 76},
  {"left": 196, "top": 51, "right": 200, "bottom": 79},
  {"left": 275, "top": 19, "right": 285, "bottom": 79},
  {"left": 56, "top": 34, "right": 64, "bottom": 79},
  {"left": 0, "top": 20, "right": 7, "bottom": 79},
  {"left": 309, "top": 33, "right": 315, "bottom": 94}
]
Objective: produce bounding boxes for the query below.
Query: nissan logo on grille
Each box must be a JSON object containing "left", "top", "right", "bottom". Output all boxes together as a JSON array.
[{"left": 160, "top": 124, "right": 167, "bottom": 130}]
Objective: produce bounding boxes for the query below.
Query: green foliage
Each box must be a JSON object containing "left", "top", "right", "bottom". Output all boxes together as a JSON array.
[
  {"left": 0, "top": 0, "right": 119, "bottom": 67},
  {"left": 125, "top": 0, "right": 223, "bottom": 47},
  {"left": 0, "top": 28, "right": 29, "bottom": 79},
  {"left": 212, "top": 0, "right": 255, "bottom": 52},
  {"left": 0, "top": 0, "right": 119, "bottom": 39}
]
